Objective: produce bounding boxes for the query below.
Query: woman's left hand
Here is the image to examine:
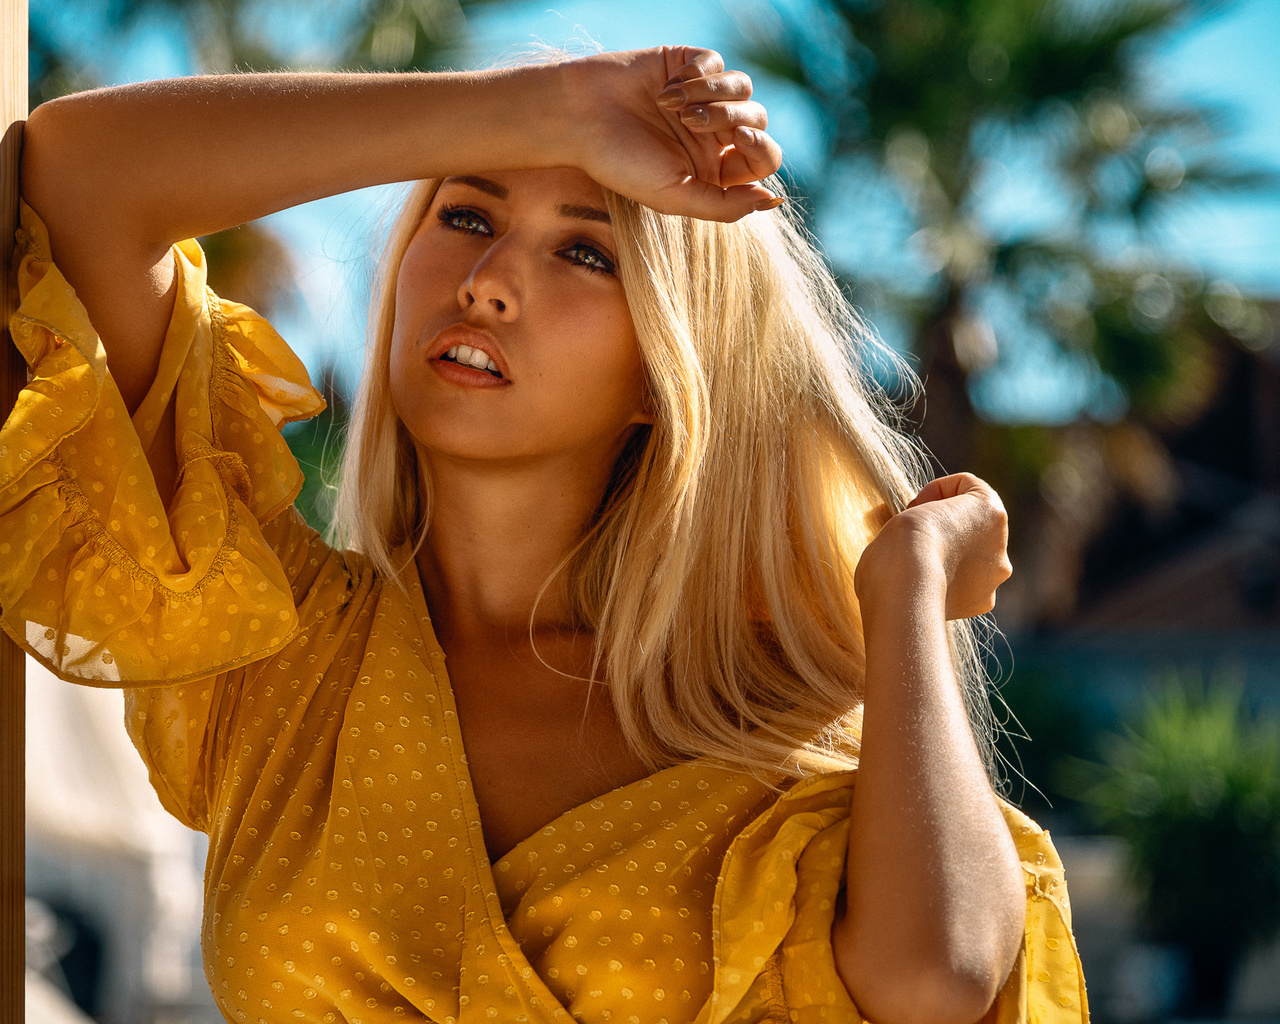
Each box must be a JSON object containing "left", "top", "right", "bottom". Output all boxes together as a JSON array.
[
  {"left": 855, "top": 473, "right": 1012, "bottom": 621},
  {"left": 557, "top": 47, "right": 784, "bottom": 221}
]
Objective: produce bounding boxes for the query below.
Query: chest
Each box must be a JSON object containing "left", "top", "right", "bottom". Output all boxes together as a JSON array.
[{"left": 444, "top": 639, "right": 654, "bottom": 861}]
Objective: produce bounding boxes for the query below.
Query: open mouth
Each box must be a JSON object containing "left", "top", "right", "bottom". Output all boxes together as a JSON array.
[{"left": 441, "top": 344, "right": 503, "bottom": 379}]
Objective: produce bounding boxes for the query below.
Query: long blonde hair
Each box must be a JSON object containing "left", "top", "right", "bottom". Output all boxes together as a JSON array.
[{"left": 334, "top": 176, "right": 996, "bottom": 778}]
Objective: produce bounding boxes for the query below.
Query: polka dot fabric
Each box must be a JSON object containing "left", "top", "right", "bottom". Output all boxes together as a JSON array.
[
  {"left": 0, "top": 202, "right": 325, "bottom": 687},
  {"left": 2, "top": 206, "right": 1088, "bottom": 1023}
]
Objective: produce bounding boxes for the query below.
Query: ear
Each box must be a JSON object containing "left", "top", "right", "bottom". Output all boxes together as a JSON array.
[{"left": 630, "top": 388, "right": 656, "bottom": 427}]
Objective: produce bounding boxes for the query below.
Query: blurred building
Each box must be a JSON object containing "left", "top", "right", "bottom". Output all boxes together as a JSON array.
[
  {"left": 1012, "top": 305, "right": 1280, "bottom": 1021},
  {"left": 25, "top": 659, "right": 221, "bottom": 1023},
  {"left": 1034, "top": 307, "right": 1280, "bottom": 715}
]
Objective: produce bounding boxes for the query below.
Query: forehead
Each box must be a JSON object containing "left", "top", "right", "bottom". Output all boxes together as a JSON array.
[{"left": 435, "top": 168, "right": 610, "bottom": 217}]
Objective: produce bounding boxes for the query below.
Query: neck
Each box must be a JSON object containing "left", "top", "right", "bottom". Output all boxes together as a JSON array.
[{"left": 415, "top": 450, "right": 616, "bottom": 646}]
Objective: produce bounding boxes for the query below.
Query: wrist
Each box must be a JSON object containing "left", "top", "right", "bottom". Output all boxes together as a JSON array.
[
  {"left": 857, "top": 560, "right": 948, "bottom": 636},
  {"left": 419, "top": 64, "right": 572, "bottom": 175},
  {"left": 855, "top": 518, "right": 947, "bottom": 622}
]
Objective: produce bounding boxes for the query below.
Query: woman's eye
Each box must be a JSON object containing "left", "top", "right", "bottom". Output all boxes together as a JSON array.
[
  {"left": 437, "top": 205, "right": 492, "bottom": 236},
  {"left": 563, "top": 244, "right": 617, "bottom": 275}
]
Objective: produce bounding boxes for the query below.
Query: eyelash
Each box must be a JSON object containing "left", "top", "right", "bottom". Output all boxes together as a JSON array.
[
  {"left": 435, "top": 204, "right": 617, "bottom": 275},
  {"left": 437, "top": 204, "right": 492, "bottom": 236},
  {"left": 562, "top": 244, "right": 617, "bottom": 275}
]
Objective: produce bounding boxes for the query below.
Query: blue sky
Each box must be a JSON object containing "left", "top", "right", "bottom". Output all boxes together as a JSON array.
[
  {"left": 1141, "top": 0, "right": 1280, "bottom": 298},
  {"left": 62, "top": 0, "right": 1279, "bottom": 288}
]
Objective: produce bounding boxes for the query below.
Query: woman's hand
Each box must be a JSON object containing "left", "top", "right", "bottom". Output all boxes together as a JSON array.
[
  {"left": 556, "top": 47, "right": 784, "bottom": 222},
  {"left": 855, "top": 473, "right": 1012, "bottom": 621}
]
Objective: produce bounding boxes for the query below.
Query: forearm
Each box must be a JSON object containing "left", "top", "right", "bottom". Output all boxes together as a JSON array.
[
  {"left": 834, "top": 573, "right": 1023, "bottom": 1024},
  {"left": 23, "top": 67, "right": 568, "bottom": 254}
]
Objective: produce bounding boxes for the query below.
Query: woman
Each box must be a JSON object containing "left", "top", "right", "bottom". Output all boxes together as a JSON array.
[{"left": 1, "top": 47, "right": 1085, "bottom": 1024}]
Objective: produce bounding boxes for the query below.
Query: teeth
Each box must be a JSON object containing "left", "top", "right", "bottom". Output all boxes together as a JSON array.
[{"left": 443, "top": 343, "right": 501, "bottom": 376}]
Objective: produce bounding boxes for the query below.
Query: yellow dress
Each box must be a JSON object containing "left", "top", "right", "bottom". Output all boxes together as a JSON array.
[{"left": 1, "top": 204, "right": 1088, "bottom": 1024}]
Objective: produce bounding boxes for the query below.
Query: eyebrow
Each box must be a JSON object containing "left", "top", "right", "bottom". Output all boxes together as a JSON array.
[
  {"left": 441, "top": 176, "right": 611, "bottom": 224},
  {"left": 444, "top": 175, "right": 508, "bottom": 198},
  {"left": 558, "top": 203, "right": 611, "bottom": 224}
]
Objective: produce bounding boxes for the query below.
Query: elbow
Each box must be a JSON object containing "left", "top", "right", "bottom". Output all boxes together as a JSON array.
[
  {"left": 840, "top": 949, "right": 1015, "bottom": 1024},
  {"left": 20, "top": 100, "right": 55, "bottom": 205},
  {"left": 883, "top": 956, "right": 1011, "bottom": 1024},
  {"left": 833, "top": 901, "right": 1025, "bottom": 1024},
  {"left": 20, "top": 96, "right": 89, "bottom": 217},
  {"left": 22, "top": 95, "right": 77, "bottom": 171},
  {"left": 22, "top": 91, "right": 129, "bottom": 221}
]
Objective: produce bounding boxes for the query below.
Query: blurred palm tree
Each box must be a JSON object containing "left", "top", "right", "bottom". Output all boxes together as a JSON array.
[{"left": 745, "top": 0, "right": 1274, "bottom": 625}]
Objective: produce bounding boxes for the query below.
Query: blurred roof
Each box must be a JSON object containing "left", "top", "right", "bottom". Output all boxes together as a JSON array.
[
  {"left": 1070, "top": 304, "right": 1280, "bottom": 633},
  {"left": 1072, "top": 492, "right": 1280, "bottom": 631}
]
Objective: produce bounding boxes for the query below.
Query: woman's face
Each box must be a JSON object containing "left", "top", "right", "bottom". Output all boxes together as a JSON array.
[{"left": 389, "top": 168, "right": 650, "bottom": 477}]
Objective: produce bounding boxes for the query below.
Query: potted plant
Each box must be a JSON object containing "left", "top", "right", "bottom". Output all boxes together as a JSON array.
[{"left": 1083, "top": 677, "right": 1280, "bottom": 1015}]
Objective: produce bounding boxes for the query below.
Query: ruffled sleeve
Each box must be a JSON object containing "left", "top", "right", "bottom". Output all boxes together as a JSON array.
[
  {"left": 0, "top": 202, "right": 326, "bottom": 686},
  {"left": 701, "top": 772, "right": 1089, "bottom": 1024}
]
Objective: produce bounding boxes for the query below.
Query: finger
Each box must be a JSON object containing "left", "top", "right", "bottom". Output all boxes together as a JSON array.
[
  {"left": 677, "top": 99, "right": 768, "bottom": 133},
  {"left": 664, "top": 48, "right": 725, "bottom": 87},
  {"left": 719, "top": 126, "right": 784, "bottom": 185},
  {"left": 906, "top": 472, "right": 989, "bottom": 508},
  {"left": 906, "top": 479, "right": 948, "bottom": 508},
  {"left": 658, "top": 69, "right": 754, "bottom": 109},
  {"left": 650, "top": 178, "right": 783, "bottom": 223}
]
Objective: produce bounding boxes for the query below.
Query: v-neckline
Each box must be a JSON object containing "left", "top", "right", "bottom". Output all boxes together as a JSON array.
[
  {"left": 398, "top": 549, "right": 707, "bottom": 865},
  {"left": 397, "top": 545, "right": 718, "bottom": 866},
  {"left": 392, "top": 550, "right": 809, "bottom": 1023},
  {"left": 399, "top": 551, "right": 748, "bottom": 1021}
]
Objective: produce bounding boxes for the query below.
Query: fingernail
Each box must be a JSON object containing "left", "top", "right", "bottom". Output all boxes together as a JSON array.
[
  {"left": 680, "top": 106, "right": 709, "bottom": 127},
  {"left": 657, "top": 87, "right": 686, "bottom": 108},
  {"left": 735, "top": 125, "right": 762, "bottom": 147},
  {"left": 754, "top": 195, "right": 785, "bottom": 212}
]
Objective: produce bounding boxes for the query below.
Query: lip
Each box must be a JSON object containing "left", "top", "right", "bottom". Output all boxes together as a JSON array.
[{"left": 426, "top": 323, "right": 513, "bottom": 385}]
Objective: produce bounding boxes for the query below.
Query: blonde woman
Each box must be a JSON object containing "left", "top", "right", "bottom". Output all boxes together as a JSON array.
[{"left": 1, "top": 48, "right": 1085, "bottom": 1024}]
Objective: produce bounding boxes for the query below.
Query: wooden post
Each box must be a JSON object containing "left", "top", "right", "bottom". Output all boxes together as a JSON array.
[{"left": 1, "top": 0, "right": 28, "bottom": 1017}]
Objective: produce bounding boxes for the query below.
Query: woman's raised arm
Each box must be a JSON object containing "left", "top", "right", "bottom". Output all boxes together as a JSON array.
[
  {"left": 834, "top": 473, "right": 1025, "bottom": 1024},
  {"left": 20, "top": 48, "right": 781, "bottom": 412}
]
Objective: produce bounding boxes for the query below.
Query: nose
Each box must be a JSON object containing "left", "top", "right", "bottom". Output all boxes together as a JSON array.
[{"left": 457, "top": 239, "right": 521, "bottom": 322}]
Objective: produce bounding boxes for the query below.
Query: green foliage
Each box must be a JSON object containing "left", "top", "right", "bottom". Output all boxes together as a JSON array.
[
  {"left": 282, "top": 370, "right": 349, "bottom": 536},
  {"left": 31, "top": 0, "right": 473, "bottom": 79},
  {"left": 749, "top": 0, "right": 1268, "bottom": 405},
  {"left": 746, "top": 0, "right": 1276, "bottom": 624},
  {"left": 1083, "top": 678, "right": 1280, "bottom": 973},
  {"left": 988, "top": 661, "right": 1097, "bottom": 819}
]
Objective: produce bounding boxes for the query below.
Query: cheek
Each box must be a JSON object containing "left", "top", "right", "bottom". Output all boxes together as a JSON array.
[
  {"left": 600, "top": 305, "right": 648, "bottom": 418},
  {"left": 387, "top": 346, "right": 415, "bottom": 441},
  {"left": 387, "top": 315, "right": 432, "bottom": 441},
  {"left": 395, "top": 229, "right": 458, "bottom": 331},
  {"left": 602, "top": 328, "right": 651, "bottom": 426}
]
